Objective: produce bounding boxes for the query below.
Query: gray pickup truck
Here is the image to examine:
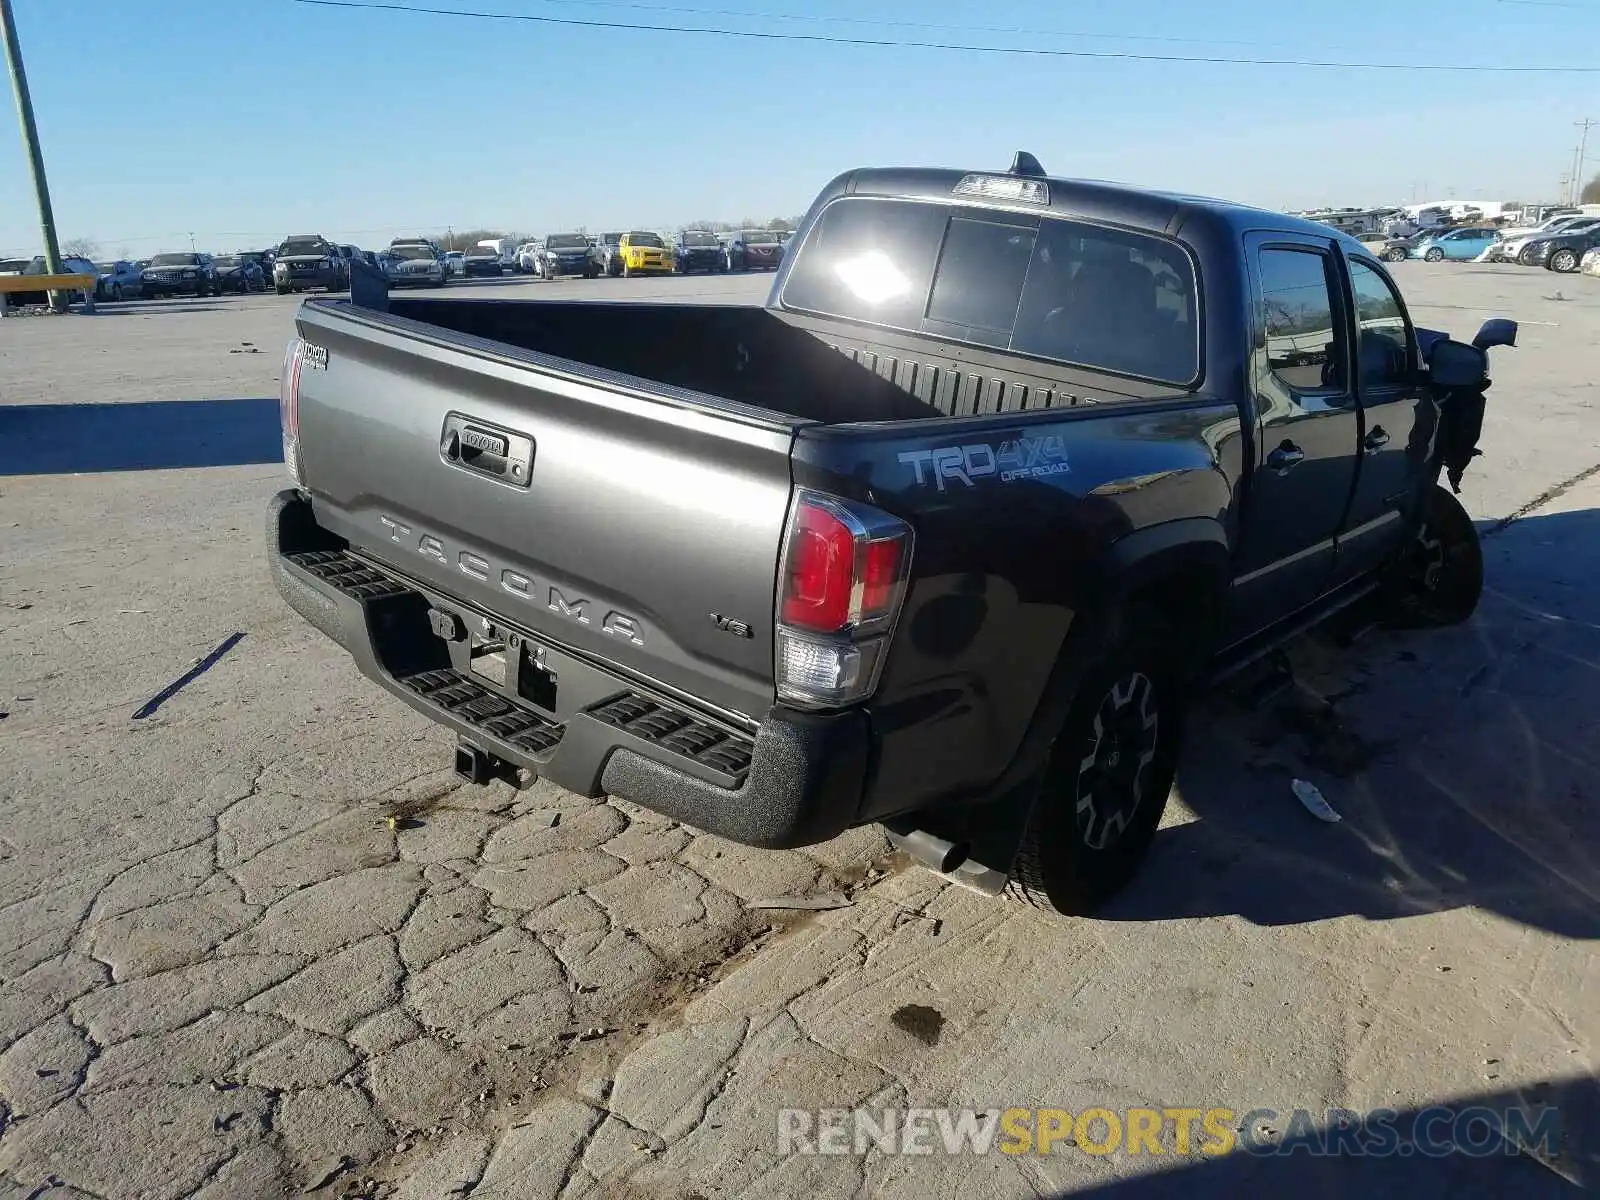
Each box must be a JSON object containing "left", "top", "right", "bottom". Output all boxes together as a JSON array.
[{"left": 269, "top": 152, "right": 1513, "bottom": 916}]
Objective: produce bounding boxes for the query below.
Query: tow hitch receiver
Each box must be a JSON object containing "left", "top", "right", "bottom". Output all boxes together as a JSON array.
[{"left": 454, "top": 739, "right": 516, "bottom": 786}]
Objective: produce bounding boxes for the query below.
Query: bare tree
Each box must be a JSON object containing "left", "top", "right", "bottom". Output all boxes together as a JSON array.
[{"left": 61, "top": 236, "right": 100, "bottom": 260}]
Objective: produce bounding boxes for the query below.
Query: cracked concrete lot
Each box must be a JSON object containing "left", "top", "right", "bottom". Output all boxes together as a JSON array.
[{"left": 1, "top": 268, "right": 1597, "bottom": 1199}]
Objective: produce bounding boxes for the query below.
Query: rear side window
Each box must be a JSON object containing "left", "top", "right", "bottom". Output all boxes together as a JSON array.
[
  {"left": 781, "top": 197, "right": 1199, "bottom": 384},
  {"left": 1257, "top": 248, "right": 1342, "bottom": 393}
]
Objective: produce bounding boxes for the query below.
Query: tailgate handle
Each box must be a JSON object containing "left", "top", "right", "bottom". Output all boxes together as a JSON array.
[{"left": 440, "top": 413, "right": 534, "bottom": 488}]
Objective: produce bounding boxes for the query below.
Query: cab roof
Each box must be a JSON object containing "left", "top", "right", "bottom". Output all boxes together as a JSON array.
[{"left": 822, "top": 154, "right": 1367, "bottom": 252}]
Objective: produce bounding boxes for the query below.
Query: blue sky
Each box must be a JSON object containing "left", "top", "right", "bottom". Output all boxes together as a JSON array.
[{"left": 2, "top": 0, "right": 1598, "bottom": 257}]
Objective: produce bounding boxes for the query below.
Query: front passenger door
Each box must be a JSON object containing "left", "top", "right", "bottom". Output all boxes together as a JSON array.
[{"left": 1328, "top": 254, "right": 1435, "bottom": 585}]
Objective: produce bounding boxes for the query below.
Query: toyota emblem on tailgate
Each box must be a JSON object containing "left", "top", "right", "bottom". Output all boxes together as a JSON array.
[{"left": 460, "top": 426, "right": 508, "bottom": 456}]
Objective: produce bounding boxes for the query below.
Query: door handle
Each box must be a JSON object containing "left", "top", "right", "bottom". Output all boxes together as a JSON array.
[
  {"left": 1266, "top": 440, "right": 1305, "bottom": 474},
  {"left": 1363, "top": 426, "right": 1391, "bottom": 454}
]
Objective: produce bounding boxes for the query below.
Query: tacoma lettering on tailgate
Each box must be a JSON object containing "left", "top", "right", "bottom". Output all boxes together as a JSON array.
[{"left": 378, "top": 515, "right": 645, "bottom": 645}]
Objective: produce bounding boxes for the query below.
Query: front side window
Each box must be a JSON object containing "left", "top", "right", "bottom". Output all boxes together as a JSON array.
[{"left": 1347, "top": 259, "right": 1412, "bottom": 390}]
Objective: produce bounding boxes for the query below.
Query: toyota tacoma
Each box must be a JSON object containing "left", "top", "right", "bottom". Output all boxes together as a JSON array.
[{"left": 268, "top": 152, "right": 1512, "bottom": 915}]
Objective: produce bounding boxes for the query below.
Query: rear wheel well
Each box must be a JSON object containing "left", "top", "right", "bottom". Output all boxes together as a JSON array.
[{"left": 1119, "top": 563, "right": 1226, "bottom": 682}]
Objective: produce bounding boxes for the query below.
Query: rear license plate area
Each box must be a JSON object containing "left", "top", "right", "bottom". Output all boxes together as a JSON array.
[{"left": 466, "top": 630, "right": 558, "bottom": 715}]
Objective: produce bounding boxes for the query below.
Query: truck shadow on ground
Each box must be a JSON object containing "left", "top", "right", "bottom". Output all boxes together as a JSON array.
[
  {"left": 1103, "top": 506, "right": 1600, "bottom": 940},
  {"left": 1051, "top": 1073, "right": 1595, "bottom": 1198},
  {"left": 0, "top": 398, "right": 282, "bottom": 474}
]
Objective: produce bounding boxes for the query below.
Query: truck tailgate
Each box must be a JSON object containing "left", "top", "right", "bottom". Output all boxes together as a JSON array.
[{"left": 290, "top": 300, "right": 798, "bottom": 722}]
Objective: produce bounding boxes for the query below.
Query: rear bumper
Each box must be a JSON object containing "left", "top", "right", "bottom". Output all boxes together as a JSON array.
[{"left": 267, "top": 490, "right": 869, "bottom": 848}]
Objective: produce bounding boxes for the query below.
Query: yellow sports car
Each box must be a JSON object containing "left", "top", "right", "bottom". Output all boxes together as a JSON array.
[{"left": 617, "top": 231, "right": 675, "bottom": 276}]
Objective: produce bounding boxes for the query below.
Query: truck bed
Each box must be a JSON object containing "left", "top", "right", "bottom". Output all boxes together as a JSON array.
[{"left": 383, "top": 296, "right": 1184, "bottom": 426}]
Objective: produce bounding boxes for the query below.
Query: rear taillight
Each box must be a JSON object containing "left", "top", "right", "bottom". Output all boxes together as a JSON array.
[
  {"left": 775, "top": 491, "right": 912, "bottom": 709},
  {"left": 280, "top": 336, "right": 305, "bottom": 487}
]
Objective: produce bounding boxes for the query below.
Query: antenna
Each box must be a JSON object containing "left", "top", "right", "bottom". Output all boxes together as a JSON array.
[{"left": 1009, "top": 151, "right": 1046, "bottom": 178}]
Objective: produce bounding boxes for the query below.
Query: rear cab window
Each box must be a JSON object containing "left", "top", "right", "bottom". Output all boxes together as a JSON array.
[{"left": 779, "top": 196, "right": 1200, "bottom": 385}]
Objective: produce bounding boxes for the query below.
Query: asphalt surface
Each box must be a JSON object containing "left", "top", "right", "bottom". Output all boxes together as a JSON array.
[{"left": 0, "top": 264, "right": 1597, "bottom": 1199}]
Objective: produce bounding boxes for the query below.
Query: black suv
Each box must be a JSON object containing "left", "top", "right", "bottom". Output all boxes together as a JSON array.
[{"left": 272, "top": 235, "right": 349, "bottom": 295}]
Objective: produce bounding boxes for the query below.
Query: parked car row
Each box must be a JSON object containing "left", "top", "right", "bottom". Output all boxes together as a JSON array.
[
  {"left": 511, "top": 228, "right": 791, "bottom": 279},
  {"left": 1375, "top": 210, "right": 1600, "bottom": 275},
  {"left": 1482, "top": 213, "right": 1600, "bottom": 272},
  {"left": 2, "top": 226, "right": 794, "bottom": 309}
]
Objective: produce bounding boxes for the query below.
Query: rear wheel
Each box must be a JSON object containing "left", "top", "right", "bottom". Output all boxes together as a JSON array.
[
  {"left": 1383, "top": 485, "right": 1483, "bottom": 629},
  {"left": 1005, "top": 622, "right": 1181, "bottom": 917}
]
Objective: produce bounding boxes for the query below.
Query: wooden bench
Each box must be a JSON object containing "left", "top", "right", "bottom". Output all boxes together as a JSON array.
[{"left": 0, "top": 272, "right": 97, "bottom": 314}]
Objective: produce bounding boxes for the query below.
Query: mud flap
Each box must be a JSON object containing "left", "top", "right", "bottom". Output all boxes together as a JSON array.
[{"left": 876, "top": 606, "right": 1130, "bottom": 896}]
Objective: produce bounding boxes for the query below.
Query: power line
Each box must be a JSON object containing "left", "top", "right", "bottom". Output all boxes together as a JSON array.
[
  {"left": 514, "top": 0, "right": 1336, "bottom": 51},
  {"left": 292, "top": 0, "right": 1600, "bottom": 72}
]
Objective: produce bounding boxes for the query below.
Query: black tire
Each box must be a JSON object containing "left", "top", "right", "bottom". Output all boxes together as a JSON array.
[
  {"left": 1382, "top": 484, "right": 1483, "bottom": 629},
  {"left": 111, "top": 284, "right": 123, "bottom": 301},
  {"left": 1382, "top": 248, "right": 1406, "bottom": 263},
  {"left": 275, "top": 285, "right": 290, "bottom": 296},
  {"left": 1423, "top": 247, "right": 1445, "bottom": 262},
  {"left": 622, "top": 262, "right": 632, "bottom": 278},
  {"left": 1517, "top": 246, "right": 1540, "bottom": 266},
  {"left": 1549, "top": 248, "right": 1580, "bottom": 273},
  {"left": 1005, "top": 621, "right": 1182, "bottom": 917}
]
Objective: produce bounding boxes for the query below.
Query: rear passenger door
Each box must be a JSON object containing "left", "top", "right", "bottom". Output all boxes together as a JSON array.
[{"left": 1226, "top": 233, "right": 1361, "bottom": 643}]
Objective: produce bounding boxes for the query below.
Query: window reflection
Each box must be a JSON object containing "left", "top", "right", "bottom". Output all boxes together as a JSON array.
[{"left": 1258, "top": 248, "right": 1341, "bottom": 392}]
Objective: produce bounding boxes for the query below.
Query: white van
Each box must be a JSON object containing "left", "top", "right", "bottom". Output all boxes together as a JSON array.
[{"left": 476, "top": 238, "right": 518, "bottom": 271}]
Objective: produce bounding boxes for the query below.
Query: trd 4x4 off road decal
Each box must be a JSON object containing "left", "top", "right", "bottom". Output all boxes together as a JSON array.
[{"left": 898, "top": 435, "right": 1071, "bottom": 491}]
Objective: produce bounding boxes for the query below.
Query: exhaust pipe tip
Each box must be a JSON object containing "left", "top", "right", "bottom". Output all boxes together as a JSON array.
[{"left": 883, "top": 822, "right": 971, "bottom": 876}]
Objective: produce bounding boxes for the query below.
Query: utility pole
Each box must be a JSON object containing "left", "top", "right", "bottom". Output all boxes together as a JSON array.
[
  {"left": 1574, "top": 119, "right": 1597, "bottom": 206},
  {"left": 1, "top": 0, "right": 65, "bottom": 309}
]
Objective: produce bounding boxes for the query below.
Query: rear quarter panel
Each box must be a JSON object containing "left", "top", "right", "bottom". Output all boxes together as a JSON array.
[{"left": 794, "top": 399, "right": 1242, "bottom": 820}]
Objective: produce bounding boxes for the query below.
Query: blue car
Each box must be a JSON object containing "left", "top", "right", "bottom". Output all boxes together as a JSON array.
[{"left": 1409, "top": 227, "right": 1501, "bottom": 262}]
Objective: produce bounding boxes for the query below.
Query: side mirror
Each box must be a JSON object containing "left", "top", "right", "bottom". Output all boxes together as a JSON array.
[
  {"left": 1472, "top": 318, "right": 1518, "bottom": 351},
  {"left": 1428, "top": 338, "right": 1488, "bottom": 388}
]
